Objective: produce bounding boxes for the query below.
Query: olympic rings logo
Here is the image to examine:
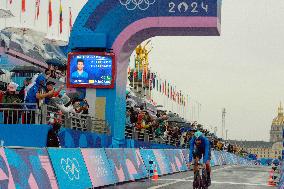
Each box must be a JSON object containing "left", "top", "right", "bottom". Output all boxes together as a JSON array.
[
  {"left": 119, "top": 0, "right": 156, "bottom": 11},
  {"left": 60, "top": 158, "right": 80, "bottom": 181}
]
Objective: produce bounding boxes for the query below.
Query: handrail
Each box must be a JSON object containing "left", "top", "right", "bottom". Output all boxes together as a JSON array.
[{"left": 0, "top": 103, "right": 110, "bottom": 134}]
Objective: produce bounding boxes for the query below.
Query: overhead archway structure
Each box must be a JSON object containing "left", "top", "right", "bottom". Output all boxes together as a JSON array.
[{"left": 69, "top": 0, "right": 222, "bottom": 147}]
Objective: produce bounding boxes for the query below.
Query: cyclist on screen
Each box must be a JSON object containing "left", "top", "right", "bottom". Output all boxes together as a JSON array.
[{"left": 189, "top": 130, "right": 212, "bottom": 186}]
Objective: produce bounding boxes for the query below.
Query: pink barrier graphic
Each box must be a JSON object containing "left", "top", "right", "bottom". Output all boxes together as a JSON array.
[
  {"left": 0, "top": 148, "right": 15, "bottom": 189},
  {"left": 4, "top": 148, "right": 58, "bottom": 189},
  {"left": 81, "top": 148, "right": 116, "bottom": 188},
  {"left": 153, "top": 149, "right": 172, "bottom": 174}
]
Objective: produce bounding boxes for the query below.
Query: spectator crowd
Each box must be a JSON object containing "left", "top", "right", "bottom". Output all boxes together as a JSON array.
[
  {"left": 125, "top": 93, "right": 247, "bottom": 156},
  {"left": 0, "top": 64, "right": 90, "bottom": 125}
]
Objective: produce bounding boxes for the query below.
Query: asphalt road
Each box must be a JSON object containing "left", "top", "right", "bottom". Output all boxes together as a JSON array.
[{"left": 103, "top": 165, "right": 275, "bottom": 189}]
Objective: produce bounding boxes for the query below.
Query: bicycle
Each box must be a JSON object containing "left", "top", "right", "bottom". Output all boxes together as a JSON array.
[{"left": 192, "top": 162, "right": 209, "bottom": 189}]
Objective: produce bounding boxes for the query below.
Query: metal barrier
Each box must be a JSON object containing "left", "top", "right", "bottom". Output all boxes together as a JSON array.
[
  {"left": 0, "top": 103, "right": 110, "bottom": 134},
  {"left": 0, "top": 103, "right": 40, "bottom": 124}
]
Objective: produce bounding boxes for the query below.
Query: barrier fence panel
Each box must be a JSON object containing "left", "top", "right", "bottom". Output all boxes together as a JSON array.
[
  {"left": 123, "top": 149, "right": 148, "bottom": 180},
  {"left": 152, "top": 149, "right": 173, "bottom": 175},
  {"left": 0, "top": 147, "right": 15, "bottom": 189},
  {"left": 163, "top": 149, "right": 187, "bottom": 172},
  {"left": 4, "top": 148, "right": 58, "bottom": 189},
  {"left": 139, "top": 149, "right": 160, "bottom": 176},
  {"left": 104, "top": 148, "right": 133, "bottom": 182},
  {"left": 0, "top": 145, "right": 254, "bottom": 188},
  {"left": 80, "top": 148, "right": 116, "bottom": 188},
  {"left": 181, "top": 149, "right": 189, "bottom": 163},
  {"left": 47, "top": 148, "right": 92, "bottom": 189}
]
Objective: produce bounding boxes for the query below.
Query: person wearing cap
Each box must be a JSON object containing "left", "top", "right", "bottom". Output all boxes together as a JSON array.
[
  {"left": 189, "top": 130, "right": 212, "bottom": 186},
  {"left": 0, "top": 82, "right": 22, "bottom": 124}
]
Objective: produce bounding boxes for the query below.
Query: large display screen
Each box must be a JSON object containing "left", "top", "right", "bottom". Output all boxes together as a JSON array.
[{"left": 67, "top": 52, "right": 115, "bottom": 88}]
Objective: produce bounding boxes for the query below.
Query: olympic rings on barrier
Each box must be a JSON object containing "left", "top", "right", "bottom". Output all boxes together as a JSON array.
[
  {"left": 60, "top": 158, "right": 80, "bottom": 181},
  {"left": 119, "top": 0, "right": 156, "bottom": 11}
]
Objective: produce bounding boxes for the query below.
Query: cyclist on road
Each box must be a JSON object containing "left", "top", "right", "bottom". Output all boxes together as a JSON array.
[{"left": 189, "top": 130, "right": 212, "bottom": 186}]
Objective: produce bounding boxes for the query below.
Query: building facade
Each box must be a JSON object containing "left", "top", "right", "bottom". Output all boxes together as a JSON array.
[
  {"left": 228, "top": 103, "right": 284, "bottom": 159},
  {"left": 270, "top": 103, "right": 284, "bottom": 142}
]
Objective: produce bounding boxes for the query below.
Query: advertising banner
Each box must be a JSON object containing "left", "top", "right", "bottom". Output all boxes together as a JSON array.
[
  {"left": 104, "top": 148, "right": 131, "bottom": 182},
  {"left": 163, "top": 149, "right": 187, "bottom": 172},
  {"left": 0, "top": 148, "right": 15, "bottom": 189},
  {"left": 152, "top": 149, "right": 173, "bottom": 174},
  {"left": 48, "top": 148, "right": 92, "bottom": 189},
  {"left": 4, "top": 148, "right": 58, "bottom": 189},
  {"left": 81, "top": 148, "right": 116, "bottom": 188},
  {"left": 140, "top": 149, "right": 160, "bottom": 176}
]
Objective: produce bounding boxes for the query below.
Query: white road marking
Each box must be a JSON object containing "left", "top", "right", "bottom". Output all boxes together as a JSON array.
[{"left": 147, "top": 166, "right": 262, "bottom": 189}]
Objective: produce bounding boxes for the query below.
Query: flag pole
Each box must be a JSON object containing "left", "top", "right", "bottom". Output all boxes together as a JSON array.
[
  {"left": 5, "top": 0, "right": 7, "bottom": 28},
  {"left": 20, "top": 0, "right": 22, "bottom": 26},
  {"left": 58, "top": 0, "right": 60, "bottom": 38}
]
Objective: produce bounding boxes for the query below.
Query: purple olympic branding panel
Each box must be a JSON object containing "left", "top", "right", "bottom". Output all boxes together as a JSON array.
[
  {"left": 163, "top": 149, "right": 187, "bottom": 172},
  {"left": 47, "top": 148, "right": 92, "bottom": 189},
  {"left": 104, "top": 148, "right": 131, "bottom": 182},
  {"left": 152, "top": 149, "right": 173, "bottom": 174},
  {"left": 123, "top": 148, "right": 148, "bottom": 180},
  {"left": 4, "top": 148, "right": 58, "bottom": 189},
  {"left": 81, "top": 148, "right": 116, "bottom": 188},
  {"left": 0, "top": 148, "right": 15, "bottom": 189}
]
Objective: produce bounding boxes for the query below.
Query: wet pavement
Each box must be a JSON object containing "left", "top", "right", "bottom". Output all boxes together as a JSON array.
[{"left": 103, "top": 165, "right": 275, "bottom": 189}]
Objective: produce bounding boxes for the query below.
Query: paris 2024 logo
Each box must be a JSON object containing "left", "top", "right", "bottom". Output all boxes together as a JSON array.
[{"left": 119, "top": 0, "right": 156, "bottom": 11}]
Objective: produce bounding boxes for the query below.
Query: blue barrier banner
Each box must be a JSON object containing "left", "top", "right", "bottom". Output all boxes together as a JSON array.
[
  {"left": 279, "top": 161, "right": 284, "bottom": 189},
  {"left": 163, "top": 149, "right": 187, "bottom": 172},
  {"left": 152, "top": 149, "right": 173, "bottom": 174},
  {"left": 58, "top": 128, "right": 112, "bottom": 148},
  {"left": 210, "top": 151, "right": 217, "bottom": 166},
  {"left": 123, "top": 149, "right": 148, "bottom": 180},
  {"left": 0, "top": 148, "right": 15, "bottom": 188},
  {"left": 105, "top": 148, "right": 147, "bottom": 182},
  {"left": 213, "top": 151, "right": 221, "bottom": 166},
  {"left": 0, "top": 124, "right": 51, "bottom": 147},
  {"left": 181, "top": 149, "right": 189, "bottom": 163},
  {"left": 104, "top": 148, "right": 131, "bottom": 182},
  {"left": 81, "top": 148, "right": 116, "bottom": 187},
  {"left": 4, "top": 148, "right": 58, "bottom": 189},
  {"left": 140, "top": 149, "right": 160, "bottom": 176},
  {"left": 47, "top": 148, "right": 92, "bottom": 189}
]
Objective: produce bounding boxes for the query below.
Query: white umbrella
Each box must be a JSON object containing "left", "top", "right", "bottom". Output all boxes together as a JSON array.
[
  {"left": 0, "top": 9, "right": 14, "bottom": 18},
  {"left": 43, "top": 38, "right": 68, "bottom": 46},
  {"left": 2, "top": 27, "right": 46, "bottom": 37}
]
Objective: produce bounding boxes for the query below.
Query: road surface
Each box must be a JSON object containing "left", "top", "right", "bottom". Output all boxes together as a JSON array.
[{"left": 103, "top": 165, "right": 275, "bottom": 189}]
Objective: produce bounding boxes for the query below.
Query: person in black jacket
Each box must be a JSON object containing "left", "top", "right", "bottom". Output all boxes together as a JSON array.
[{"left": 47, "top": 122, "right": 61, "bottom": 147}]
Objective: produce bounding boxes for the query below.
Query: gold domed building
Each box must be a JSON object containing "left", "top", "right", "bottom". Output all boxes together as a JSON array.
[{"left": 270, "top": 102, "right": 284, "bottom": 142}]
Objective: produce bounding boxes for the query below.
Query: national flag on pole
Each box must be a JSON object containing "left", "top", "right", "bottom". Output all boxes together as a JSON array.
[
  {"left": 69, "top": 7, "right": 72, "bottom": 31},
  {"left": 127, "top": 67, "right": 131, "bottom": 76},
  {"left": 22, "top": 0, "right": 26, "bottom": 12},
  {"left": 156, "top": 76, "right": 159, "bottom": 91},
  {"left": 162, "top": 81, "right": 165, "bottom": 94},
  {"left": 59, "top": 0, "right": 63, "bottom": 33},
  {"left": 48, "top": 0, "right": 52, "bottom": 27},
  {"left": 36, "top": 0, "right": 40, "bottom": 19},
  {"left": 167, "top": 83, "right": 170, "bottom": 98}
]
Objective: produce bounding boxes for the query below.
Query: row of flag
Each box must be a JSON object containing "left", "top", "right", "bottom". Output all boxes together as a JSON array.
[
  {"left": 128, "top": 67, "right": 189, "bottom": 107},
  {"left": 8, "top": 0, "right": 72, "bottom": 33}
]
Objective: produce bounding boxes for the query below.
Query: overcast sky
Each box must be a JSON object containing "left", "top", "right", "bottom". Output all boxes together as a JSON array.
[{"left": 1, "top": 0, "right": 283, "bottom": 141}]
